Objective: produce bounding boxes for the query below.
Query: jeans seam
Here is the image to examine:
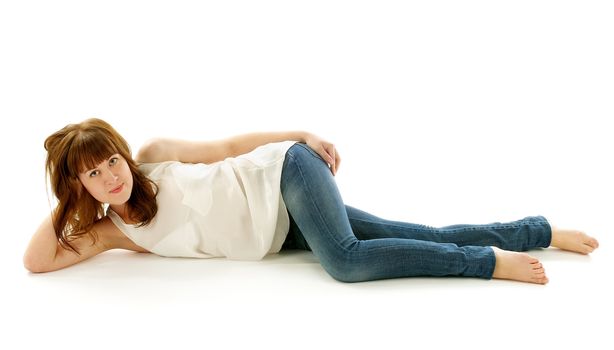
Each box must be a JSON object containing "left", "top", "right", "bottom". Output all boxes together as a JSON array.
[
  {"left": 348, "top": 216, "right": 437, "bottom": 233},
  {"left": 347, "top": 216, "right": 545, "bottom": 234}
]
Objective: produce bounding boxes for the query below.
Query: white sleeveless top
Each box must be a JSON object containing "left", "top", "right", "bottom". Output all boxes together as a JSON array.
[{"left": 107, "top": 141, "right": 297, "bottom": 260}]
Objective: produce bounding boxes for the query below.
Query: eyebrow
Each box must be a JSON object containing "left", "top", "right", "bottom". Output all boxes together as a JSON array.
[
  {"left": 82, "top": 165, "right": 100, "bottom": 175},
  {"left": 82, "top": 154, "right": 119, "bottom": 174}
]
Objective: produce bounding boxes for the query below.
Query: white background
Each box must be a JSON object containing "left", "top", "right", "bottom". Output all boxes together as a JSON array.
[{"left": 1, "top": 1, "right": 612, "bottom": 349}]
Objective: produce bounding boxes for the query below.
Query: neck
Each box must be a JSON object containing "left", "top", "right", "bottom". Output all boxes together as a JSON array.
[{"left": 110, "top": 203, "right": 134, "bottom": 224}]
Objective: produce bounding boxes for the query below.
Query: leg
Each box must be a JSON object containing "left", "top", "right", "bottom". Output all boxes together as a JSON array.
[
  {"left": 281, "top": 214, "right": 312, "bottom": 251},
  {"left": 280, "top": 143, "right": 495, "bottom": 283},
  {"left": 346, "top": 206, "right": 598, "bottom": 255},
  {"left": 346, "top": 206, "right": 552, "bottom": 252}
]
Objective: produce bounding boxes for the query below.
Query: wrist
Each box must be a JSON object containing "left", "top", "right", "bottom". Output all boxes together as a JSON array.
[{"left": 299, "top": 131, "right": 312, "bottom": 143}]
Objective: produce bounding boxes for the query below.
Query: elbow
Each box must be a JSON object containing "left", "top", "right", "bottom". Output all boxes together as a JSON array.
[
  {"left": 135, "top": 139, "right": 152, "bottom": 163},
  {"left": 23, "top": 261, "right": 44, "bottom": 274},
  {"left": 23, "top": 254, "right": 51, "bottom": 274},
  {"left": 136, "top": 138, "right": 165, "bottom": 163}
]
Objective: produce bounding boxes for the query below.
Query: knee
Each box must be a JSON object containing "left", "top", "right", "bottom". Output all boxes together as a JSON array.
[
  {"left": 287, "top": 143, "right": 325, "bottom": 165},
  {"left": 321, "top": 257, "right": 371, "bottom": 283}
]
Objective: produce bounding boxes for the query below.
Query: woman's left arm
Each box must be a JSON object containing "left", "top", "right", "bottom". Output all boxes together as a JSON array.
[{"left": 136, "top": 131, "right": 341, "bottom": 174}]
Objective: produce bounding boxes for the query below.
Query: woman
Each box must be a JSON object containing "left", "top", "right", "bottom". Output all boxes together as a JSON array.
[{"left": 24, "top": 118, "right": 599, "bottom": 283}]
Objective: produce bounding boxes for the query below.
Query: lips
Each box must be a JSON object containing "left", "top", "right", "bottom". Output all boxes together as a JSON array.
[{"left": 109, "top": 184, "right": 124, "bottom": 194}]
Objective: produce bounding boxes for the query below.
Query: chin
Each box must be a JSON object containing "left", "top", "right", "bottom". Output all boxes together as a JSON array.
[
  {"left": 107, "top": 195, "right": 130, "bottom": 206},
  {"left": 107, "top": 187, "right": 132, "bottom": 205}
]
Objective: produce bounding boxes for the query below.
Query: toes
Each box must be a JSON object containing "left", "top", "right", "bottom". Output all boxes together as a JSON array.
[
  {"left": 537, "top": 274, "right": 548, "bottom": 282},
  {"left": 531, "top": 276, "right": 548, "bottom": 284},
  {"left": 578, "top": 243, "right": 596, "bottom": 254},
  {"left": 580, "top": 232, "right": 599, "bottom": 249}
]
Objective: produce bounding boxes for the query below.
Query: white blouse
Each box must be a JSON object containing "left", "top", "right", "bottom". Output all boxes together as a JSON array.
[{"left": 107, "top": 140, "right": 297, "bottom": 260}]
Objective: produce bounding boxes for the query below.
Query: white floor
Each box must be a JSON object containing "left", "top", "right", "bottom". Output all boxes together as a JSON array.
[
  {"left": 2, "top": 1, "right": 613, "bottom": 349},
  {"left": 4, "top": 231, "right": 612, "bottom": 349}
]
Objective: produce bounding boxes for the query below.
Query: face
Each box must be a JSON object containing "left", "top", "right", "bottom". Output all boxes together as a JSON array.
[{"left": 78, "top": 154, "right": 133, "bottom": 210}]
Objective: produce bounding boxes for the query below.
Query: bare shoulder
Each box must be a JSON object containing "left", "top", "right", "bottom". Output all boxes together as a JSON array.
[
  {"left": 58, "top": 217, "right": 149, "bottom": 253},
  {"left": 97, "top": 217, "right": 150, "bottom": 253}
]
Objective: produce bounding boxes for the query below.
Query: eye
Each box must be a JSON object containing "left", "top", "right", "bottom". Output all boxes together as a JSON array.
[
  {"left": 109, "top": 157, "right": 119, "bottom": 166},
  {"left": 89, "top": 170, "right": 100, "bottom": 178}
]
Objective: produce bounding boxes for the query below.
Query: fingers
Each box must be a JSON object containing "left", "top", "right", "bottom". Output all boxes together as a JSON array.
[
  {"left": 321, "top": 144, "right": 335, "bottom": 175},
  {"left": 335, "top": 149, "right": 341, "bottom": 171},
  {"left": 305, "top": 134, "right": 341, "bottom": 176},
  {"left": 324, "top": 143, "right": 341, "bottom": 176},
  {"left": 329, "top": 145, "right": 336, "bottom": 175}
]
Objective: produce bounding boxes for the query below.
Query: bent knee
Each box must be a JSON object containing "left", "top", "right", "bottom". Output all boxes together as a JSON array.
[{"left": 322, "top": 259, "right": 372, "bottom": 283}]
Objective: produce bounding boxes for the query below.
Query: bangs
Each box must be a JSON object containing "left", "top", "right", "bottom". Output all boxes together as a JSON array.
[{"left": 68, "top": 131, "right": 120, "bottom": 175}]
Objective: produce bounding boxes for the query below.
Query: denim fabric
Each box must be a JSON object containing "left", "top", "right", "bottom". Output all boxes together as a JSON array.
[{"left": 280, "top": 143, "right": 552, "bottom": 283}]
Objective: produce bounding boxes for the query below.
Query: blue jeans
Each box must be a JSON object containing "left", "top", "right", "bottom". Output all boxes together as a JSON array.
[{"left": 280, "top": 143, "right": 552, "bottom": 283}]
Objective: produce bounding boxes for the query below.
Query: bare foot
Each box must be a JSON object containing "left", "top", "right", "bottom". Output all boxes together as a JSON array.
[
  {"left": 491, "top": 247, "right": 549, "bottom": 284},
  {"left": 550, "top": 226, "right": 599, "bottom": 254}
]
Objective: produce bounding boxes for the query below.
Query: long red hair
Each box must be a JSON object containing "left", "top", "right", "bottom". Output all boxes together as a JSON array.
[{"left": 44, "top": 118, "right": 158, "bottom": 254}]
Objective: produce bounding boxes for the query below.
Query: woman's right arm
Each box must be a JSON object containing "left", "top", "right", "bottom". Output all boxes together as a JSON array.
[{"left": 23, "top": 214, "right": 112, "bottom": 273}]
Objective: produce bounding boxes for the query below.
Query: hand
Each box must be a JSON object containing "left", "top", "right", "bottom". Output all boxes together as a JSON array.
[{"left": 304, "top": 133, "right": 341, "bottom": 176}]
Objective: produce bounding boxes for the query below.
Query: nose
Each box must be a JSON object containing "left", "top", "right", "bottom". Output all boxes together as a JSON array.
[{"left": 101, "top": 167, "right": 119, "bottom": 184}]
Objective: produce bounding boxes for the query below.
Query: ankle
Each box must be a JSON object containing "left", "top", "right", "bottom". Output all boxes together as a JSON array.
[{"left": 550, "top": 225, "right": 560, "bottom": 247}]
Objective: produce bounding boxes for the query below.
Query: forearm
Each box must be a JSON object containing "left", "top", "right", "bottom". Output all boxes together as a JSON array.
[
  {"left": 228, "top": 131, "right": 309, "bottom": 156},
  {"left": 23, "top": 215, "right": 59, "bottom": 272}
]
